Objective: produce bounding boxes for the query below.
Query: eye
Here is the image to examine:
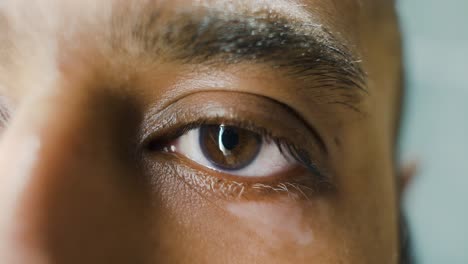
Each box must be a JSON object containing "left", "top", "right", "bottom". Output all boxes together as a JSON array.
[
  {"left": 166, "top": 125, "right": 298, "bottom": 177},
  {"left": 142, "top": 92, "right": 332, "bottom": 198}
]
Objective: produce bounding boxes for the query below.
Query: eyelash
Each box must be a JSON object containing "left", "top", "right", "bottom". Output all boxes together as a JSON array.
[{"left": 148, "top": 116, "right": 327, "bottom": 181}]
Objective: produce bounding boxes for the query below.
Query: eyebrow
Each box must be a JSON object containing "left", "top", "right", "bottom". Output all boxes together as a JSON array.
[{"left": 120, "top": 9, "right": 367, "bottom": 102}]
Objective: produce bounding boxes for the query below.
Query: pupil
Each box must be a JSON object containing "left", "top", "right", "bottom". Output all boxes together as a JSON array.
[{"left": 220, "top": 127, "right": 239, "bottom": 151}]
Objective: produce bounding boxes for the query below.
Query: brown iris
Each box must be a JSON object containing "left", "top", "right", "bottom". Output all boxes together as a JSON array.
[{"left": 199, "top": 125, "right": 262, "bottom": 171}]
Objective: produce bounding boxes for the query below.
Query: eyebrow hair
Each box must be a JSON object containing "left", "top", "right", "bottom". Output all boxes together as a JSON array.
[{"left": 118, "top": 9, "right": 367, "bottom": 106}]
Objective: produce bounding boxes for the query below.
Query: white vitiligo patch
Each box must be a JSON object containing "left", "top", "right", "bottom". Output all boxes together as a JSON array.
[
  {"left": 0, "top": 135, "right": 40, "bottom": 223},
  {"left": 0, "top": 135, "right": 42, "bottom": 262},
  {"left": 227, "top": 199, "right": 314, "bottom": 249}
]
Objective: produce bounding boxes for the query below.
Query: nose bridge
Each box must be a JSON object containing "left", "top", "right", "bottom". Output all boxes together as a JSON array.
[
  {"left": 0, "top": 89, "right": 90, "bottom": 234},
  {"left": 0, "top": 88, "right": 149, "bottom": 263}
]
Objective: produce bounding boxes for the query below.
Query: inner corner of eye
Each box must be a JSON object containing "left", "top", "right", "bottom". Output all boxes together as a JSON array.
[{"left": 145, "top": 138, "right": 173, "bottom": 153}]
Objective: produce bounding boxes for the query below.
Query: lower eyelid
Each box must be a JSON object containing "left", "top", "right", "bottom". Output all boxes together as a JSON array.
[{"left": 148, "top": 152, "right": 332, "bottom": 201}]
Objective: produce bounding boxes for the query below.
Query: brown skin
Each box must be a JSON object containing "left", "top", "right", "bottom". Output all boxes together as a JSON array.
[{"left": 0, "top": 0, "right": 402, "bottom": 263}]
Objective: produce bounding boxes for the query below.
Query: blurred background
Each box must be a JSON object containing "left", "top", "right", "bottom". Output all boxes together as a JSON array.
[{"left": 398, "top": 0, "right": 468, "bottom": 263}]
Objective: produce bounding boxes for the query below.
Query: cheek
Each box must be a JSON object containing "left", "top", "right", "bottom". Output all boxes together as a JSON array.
[
  {"left": 146, "top": 167, "right": 340, "bottom": 262},
  {"left": 144, "top": 155, "right": 386, "bottom": 263}
]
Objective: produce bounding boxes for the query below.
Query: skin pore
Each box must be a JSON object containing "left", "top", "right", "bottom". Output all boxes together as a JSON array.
[{"left": 0, "top": 0, "right": 403, "bottom": 263}]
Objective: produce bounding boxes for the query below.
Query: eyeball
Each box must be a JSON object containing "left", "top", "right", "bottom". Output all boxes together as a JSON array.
[{"left": 169, "top": 125, "right": 298, "bottom": 177}]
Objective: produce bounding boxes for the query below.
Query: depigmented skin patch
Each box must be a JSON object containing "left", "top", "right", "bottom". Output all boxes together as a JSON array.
[{"left": 227, "top": 199, "right": 314, "bottom": 249}]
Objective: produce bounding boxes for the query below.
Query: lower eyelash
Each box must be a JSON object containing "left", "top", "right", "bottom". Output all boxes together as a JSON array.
[{"left": 159, "top": 154, "right": 333, "bottom": 201}]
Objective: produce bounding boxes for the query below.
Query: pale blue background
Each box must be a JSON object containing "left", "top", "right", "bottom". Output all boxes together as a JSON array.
[{"left": 398, "top": 0, "right": 468, "bottom": 263}]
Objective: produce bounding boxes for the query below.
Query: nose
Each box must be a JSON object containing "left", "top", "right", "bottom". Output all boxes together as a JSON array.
[{"left": 0, "top": 88, "right": 150, "bottom": 263}]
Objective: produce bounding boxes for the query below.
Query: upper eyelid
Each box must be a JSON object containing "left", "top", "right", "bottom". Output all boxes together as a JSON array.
[
  {"left": 141, "top": 91, "right": 327, "bottom": 153},
  {"left": 142, "top": 92, "right": 306, "bottom": 148}
]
